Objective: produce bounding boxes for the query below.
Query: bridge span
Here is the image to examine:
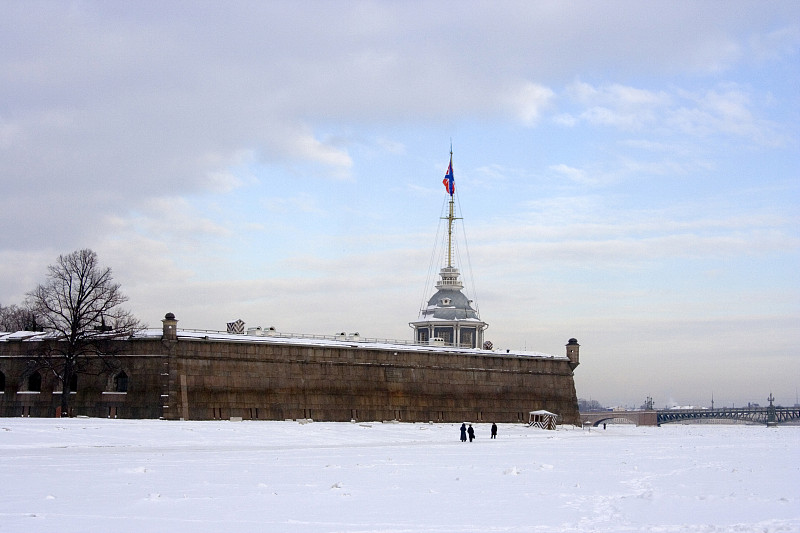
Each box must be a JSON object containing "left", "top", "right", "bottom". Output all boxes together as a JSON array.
[
  {"left": 581, "top": 410, "right": 658, "bottom": 427},
  {"left": 581, "top": 406, "right": 800, "bottom": 427}
]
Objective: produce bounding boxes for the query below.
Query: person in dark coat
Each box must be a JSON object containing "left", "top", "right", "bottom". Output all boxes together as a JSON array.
[
  {"left": 491, "top": 422, "right": 497, "bottom": 439},
  {"left": 467, "top": 424, "right": 475, "bottom": 442},
  {"left": 460, "top": 423, "right": 467, "bottom": 442}
]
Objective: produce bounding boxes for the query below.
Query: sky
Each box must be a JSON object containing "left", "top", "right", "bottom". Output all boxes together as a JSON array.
[{"left": 1, "top": 1, "right": 798, "bottom": 409}]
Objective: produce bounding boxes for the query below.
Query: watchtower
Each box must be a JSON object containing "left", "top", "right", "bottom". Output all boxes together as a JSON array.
[{"left": 566, "top": 338, "right": 580, "bottom": 370}]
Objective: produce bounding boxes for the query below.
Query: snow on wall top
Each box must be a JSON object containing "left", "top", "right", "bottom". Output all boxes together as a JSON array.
[{"left": 0, "top": 328, "right": 566, "bottom": 361}]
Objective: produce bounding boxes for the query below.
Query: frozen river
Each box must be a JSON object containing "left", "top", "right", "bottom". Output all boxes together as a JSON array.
[{"left": 0, "top": 418, "right": 797, "bottom": 532}]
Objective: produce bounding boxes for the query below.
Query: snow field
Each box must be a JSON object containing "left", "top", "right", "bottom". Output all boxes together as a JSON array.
[{"left": 0, "top": 418, "right": 797, "bottom": 532}]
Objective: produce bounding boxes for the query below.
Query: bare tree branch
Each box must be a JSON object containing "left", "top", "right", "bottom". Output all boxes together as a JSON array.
[
  {"left": 0, "top": 303, "right": 40, "bottom": 331},
  {"left": 25, "top": 249, "right": 144, "bottom": 416}
]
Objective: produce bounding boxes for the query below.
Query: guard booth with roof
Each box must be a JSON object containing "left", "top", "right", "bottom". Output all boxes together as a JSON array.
[{"left": 528, "top": 410, "right": 558, "bottom": 430}]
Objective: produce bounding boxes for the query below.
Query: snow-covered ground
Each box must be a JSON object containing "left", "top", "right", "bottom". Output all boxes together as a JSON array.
[{"left": 0, "top": 419, "right": 797, "bottom": 532}]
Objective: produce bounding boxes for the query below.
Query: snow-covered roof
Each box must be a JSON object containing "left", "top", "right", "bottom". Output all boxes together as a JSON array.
[
  {"left": 421, "top": 287, "right": 481, "bottom": 321},
  {"left": 0, "top": 330, "right": 58, "bottom": 341},
  {"left": 169, "top": 329, "right": 564, "bottom": 360},
  {"left": 0, "top": 328, "right": 566, "bottom": 361}
]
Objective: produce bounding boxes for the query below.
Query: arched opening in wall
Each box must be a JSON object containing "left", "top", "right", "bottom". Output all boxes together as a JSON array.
[
  {"left": 27, "top": 371, "right": 41, "bottom": 392},
  {"left": 0, "top": 370, "right": 5, "bottom": 392},
  {"left": 114, "top": 371, "right": 128, "bottom": 393}
]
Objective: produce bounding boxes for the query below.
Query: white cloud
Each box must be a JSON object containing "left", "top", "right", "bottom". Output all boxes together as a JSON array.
[
  {"left": 261, "top": 193, "right": 324, "bottom": 215},
  {"left": 504, "top": 82, "right": 555, "bottom": 126},
  {"left": 569, "top": 82, "right": 671, "bottom": 108},
  {"left": 747, "top": 25, "right": 800, "bottom": 63},
  {"left": 549, "top": 164, "right": 591, "bottom": 185},
  {"left": 668, "top": 87, "right": 786, "bottom": 146},
  {"left": 0, "top": 117, "right": 21, "bottom": 149},
  {"left": 557, "top": 80, "right": 788, "bottom": 145},
  {"left": 376, "top": 138, "right": 406, "bottom": 155},
  {"left": 563, "top": 81, "right": 670, "bottom": 131},
  {"left": 553, "top": 113, "right": 578, "bottom": 127},
  {"left": 294, "top": 134, "right": 353, "bottom": 176}
]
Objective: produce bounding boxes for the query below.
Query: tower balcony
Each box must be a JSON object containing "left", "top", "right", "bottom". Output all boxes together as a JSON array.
[{"left": 435, "top": 266, "right": 464, "bottom": 290}]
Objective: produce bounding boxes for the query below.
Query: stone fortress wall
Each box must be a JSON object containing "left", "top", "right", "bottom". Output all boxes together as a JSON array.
[{"left": 0, "top": 314, "right": 581, "bottom": 425}]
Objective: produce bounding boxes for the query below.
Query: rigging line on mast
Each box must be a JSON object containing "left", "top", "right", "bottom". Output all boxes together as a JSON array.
[
  {"left": 418, "top": 196, "right": 448, "bottom": 316},
  {"left": 446, "top": 194, "right": 455, "bottom": 268},
  {"left": 454, "top": 187, "right": 480, "bottom": 317}
]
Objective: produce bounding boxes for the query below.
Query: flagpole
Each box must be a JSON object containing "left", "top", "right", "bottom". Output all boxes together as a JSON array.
[{"left": 447, "top": 147, "right": 454, "bottom": 268}]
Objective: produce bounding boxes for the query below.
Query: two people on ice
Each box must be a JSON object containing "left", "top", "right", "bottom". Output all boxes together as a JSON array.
[{"left": 461, "top": 422, "right": 497, "bottom": 441}]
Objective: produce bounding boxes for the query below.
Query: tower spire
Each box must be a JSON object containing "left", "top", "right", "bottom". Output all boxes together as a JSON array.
[{"left": 411, "top": 148, "right": 487, "bottom": 349}]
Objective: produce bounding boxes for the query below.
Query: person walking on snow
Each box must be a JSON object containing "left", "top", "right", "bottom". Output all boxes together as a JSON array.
[
  {"left": 491, "top": 422, "right": 497, "bottom": 439},
  {"left": 467, "top": 424, "right": 475, "bottom": 442},
  {"left": 460, "top": 423, "right": 467, "bottom": 442}
]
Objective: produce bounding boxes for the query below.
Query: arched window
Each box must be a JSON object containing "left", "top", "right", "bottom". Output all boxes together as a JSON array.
[
  {"left": 114, "top": 371, "right": 128, "bottom": 393},
  {"left": 28, "top": 371, "right": 41, "bottom": 392}
]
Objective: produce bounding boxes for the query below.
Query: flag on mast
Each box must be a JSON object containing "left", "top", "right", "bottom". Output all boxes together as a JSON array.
[{"left": 442, "top": 156, "right": 455, "bottom": 196}]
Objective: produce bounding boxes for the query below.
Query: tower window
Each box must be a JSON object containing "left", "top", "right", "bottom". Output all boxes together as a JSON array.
[
  {"left": 433, "top": 327, "right": 454, "bottom": 344},
  {"left": 460, "top": 328, "right": 476, "bottom": 348}
]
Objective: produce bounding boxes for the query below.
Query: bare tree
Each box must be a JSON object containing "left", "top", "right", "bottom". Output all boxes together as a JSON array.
[
  {"left": 26, "top": 249, "right": 142, "bottom": 416},
  {"left": 0, "top": 303, "right": 40, "bottom": 332}
]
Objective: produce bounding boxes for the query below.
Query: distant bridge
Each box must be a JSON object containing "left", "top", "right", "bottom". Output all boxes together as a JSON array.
[
  {"left": 581, "top": 406, "right": 800, "bottom": 427},
  {"left": 581, "top": 410, "right": 658, "bottom": 427}
]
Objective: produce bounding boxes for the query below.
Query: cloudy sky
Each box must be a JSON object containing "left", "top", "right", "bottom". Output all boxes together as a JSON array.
[{"left": 2, "top": 1, "right": 798, "bottom": 408}]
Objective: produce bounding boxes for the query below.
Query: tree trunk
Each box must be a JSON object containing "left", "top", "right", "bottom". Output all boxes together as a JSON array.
[{"left": 60, "top": 361, "right": 73, "bottom": 417}]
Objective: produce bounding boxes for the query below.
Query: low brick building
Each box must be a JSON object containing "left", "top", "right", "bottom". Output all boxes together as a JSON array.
[{"left": 0, "top": 314, "right": 580, "bottom": 424}]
